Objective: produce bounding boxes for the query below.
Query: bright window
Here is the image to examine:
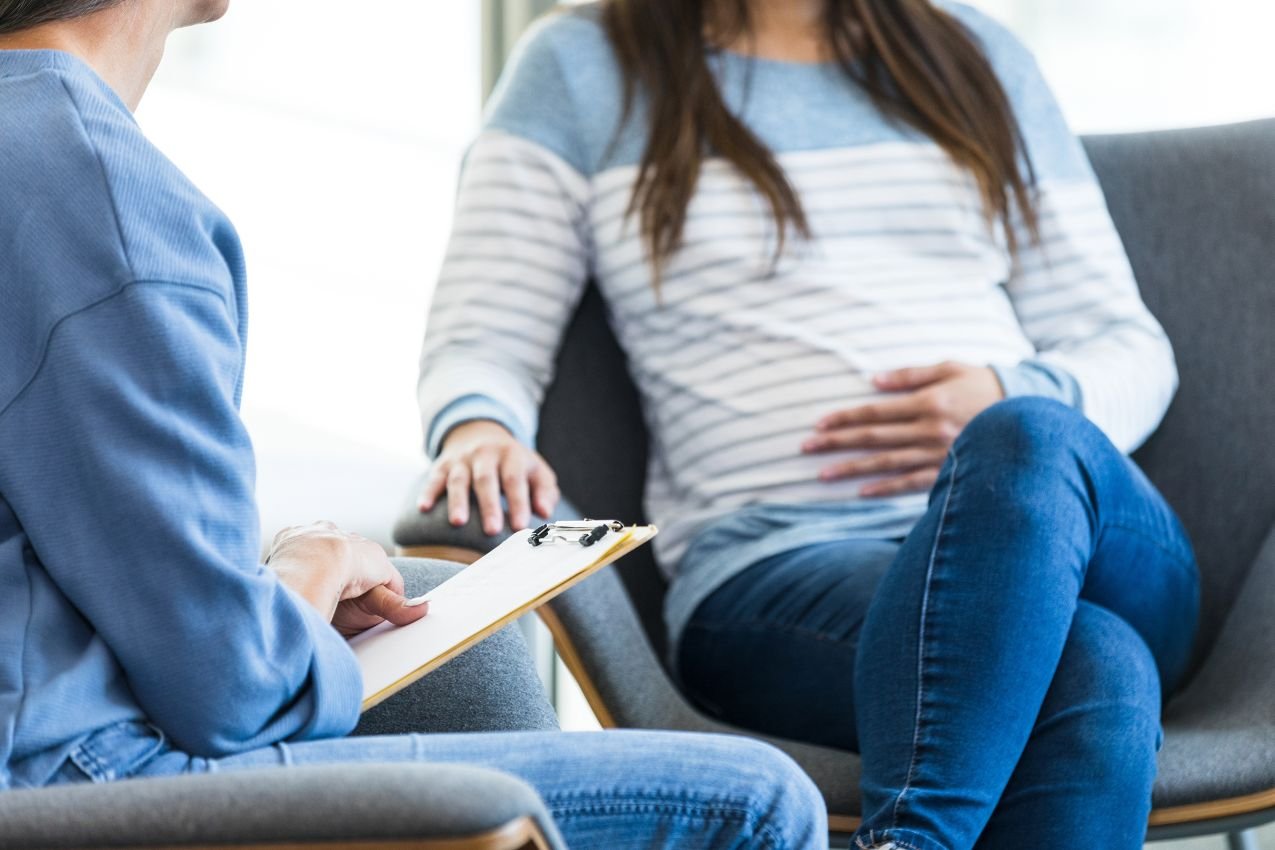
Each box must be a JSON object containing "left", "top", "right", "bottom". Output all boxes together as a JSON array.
[
  {"left": 138, "top": 3, "right": 481, "bottom": 543},
  {"left": 965, "top": 0, "right": 1275, "bottom": 132}
]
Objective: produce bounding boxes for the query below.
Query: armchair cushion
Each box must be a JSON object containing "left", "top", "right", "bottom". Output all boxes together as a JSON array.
[{"left": 1155, "top": 523, "right": 1275, "bottom": 808}]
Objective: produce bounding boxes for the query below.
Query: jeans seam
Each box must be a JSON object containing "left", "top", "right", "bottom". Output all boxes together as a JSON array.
[
  {"left": 545, "top": 795, "right": 784, "bottom": 848},
  {"left": 892, "top": 450, "right": 959, "bottom": 831},
  {"left": 72, "top": 744, "right": 108, "bottom": 782}
]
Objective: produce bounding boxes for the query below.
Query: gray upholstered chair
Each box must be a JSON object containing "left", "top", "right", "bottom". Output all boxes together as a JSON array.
[
  {"left": 396, "top": 119, "right": 1275, "bottom": 848},
  {"left": 0, "top": 561, "right": 567, "bottom": 850},
  {"left": 0, "top": 764, "right": 561, "bottom": 850}
]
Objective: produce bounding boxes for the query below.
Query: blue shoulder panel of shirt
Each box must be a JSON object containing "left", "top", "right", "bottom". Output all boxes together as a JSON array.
[{"left": 483, "top": 1, "right": 1094, "bottom": 183}]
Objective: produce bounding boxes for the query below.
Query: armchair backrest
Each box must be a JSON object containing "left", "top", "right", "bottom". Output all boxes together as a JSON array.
[
  {"left": 536, "top": 120, "right": 1275, "bottom": 672},
  {"left": 1086, "top": 120, "right": 1275, "bottom": 669}
]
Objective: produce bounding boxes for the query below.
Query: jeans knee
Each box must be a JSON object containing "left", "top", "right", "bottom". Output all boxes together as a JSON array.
[
  {"left": 952, "top": 398, "right": 1124, "bottom": 525},
  {"left": 730, "top": 737, "right": 828, "bottom": 848},
  {"left": 958, "top": 398, "right": 1099, "bottom": 468},
  {"left": 1046, "top": 604, "right": 1162, "bottom": 778}
]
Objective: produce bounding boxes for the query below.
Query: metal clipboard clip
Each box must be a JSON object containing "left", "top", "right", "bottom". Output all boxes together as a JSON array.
[{"left": 528, "top": 519, "right": 624, "bottom": 548}]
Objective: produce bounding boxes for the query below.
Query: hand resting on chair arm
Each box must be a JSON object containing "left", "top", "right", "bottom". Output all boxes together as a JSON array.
[{"left": 418, "top": 420, "right": 561, "bottom": 537}]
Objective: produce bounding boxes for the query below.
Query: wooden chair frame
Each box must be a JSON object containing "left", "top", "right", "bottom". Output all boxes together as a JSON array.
[{"left": 63, "top": 817, "right": 554, "bottom": 850}]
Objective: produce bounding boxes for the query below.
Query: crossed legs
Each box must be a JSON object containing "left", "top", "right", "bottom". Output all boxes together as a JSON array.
[{"left": 681, "top": 398, "right": 1200, "bottom": 850}]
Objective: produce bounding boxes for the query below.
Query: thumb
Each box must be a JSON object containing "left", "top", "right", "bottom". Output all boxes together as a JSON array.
[{"left": 356, "top": 584, "right": 429, "bottom": 628}]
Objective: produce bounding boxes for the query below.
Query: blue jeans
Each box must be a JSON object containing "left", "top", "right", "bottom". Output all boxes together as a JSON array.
[
  {"left": 53, "top": 722, "right": 827, "bottom": 850},
  {"left": 679, "top": 398, "right": 1200, "bottom": 850}
]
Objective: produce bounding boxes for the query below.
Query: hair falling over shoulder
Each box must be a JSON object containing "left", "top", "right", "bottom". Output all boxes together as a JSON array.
[
  {"left": 599, "top": 0, "right": 1042, "bottom": 285},
  {"left": 0, "top": 0, "right": 127, "bottom": 34}
]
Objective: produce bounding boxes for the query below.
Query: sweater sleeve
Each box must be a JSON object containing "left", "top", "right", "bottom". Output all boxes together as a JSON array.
[
  {"left": 950, "top": 2, "right": 1178, "bottom": 452},
  {"left": 0, "top": 282, "right": 362, "bottom": 757},
  {"left": 418, "top": 131, "right": 592, "bottom": 456},
  {"left": 418, "top": 14, "right": 599, "bottom": 456}
]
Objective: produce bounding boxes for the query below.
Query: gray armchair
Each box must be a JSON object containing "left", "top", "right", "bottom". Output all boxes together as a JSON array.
[
  {"left": 0, "top": 763, "right": 560, "bottom": 850},
  {"left": 395, "top": 120, "right": 1275, "bottom": 846},
  {"left": 0, "top": 560, "right": 566, "bottom": 850}
]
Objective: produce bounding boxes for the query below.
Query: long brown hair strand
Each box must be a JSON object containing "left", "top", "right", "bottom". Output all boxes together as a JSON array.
[{"left": 600, "top": 0, "right": 1042, "bottom": 284}]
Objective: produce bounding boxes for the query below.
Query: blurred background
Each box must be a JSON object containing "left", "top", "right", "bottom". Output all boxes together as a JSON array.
[
  {"left": 140, "top": 5, "right": 1273, "bottom": 845},
  {"left": 140, "top": 0, "right": 1275, "bottom": 557}
]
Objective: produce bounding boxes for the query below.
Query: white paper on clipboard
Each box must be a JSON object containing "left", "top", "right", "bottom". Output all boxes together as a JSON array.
[{"left": 350, "top": 523, "right": 656, "bottom": 709}]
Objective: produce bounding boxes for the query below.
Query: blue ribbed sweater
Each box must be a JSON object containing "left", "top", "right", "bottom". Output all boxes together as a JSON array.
[{"left": 0, "top": 50, "right": 361, "bottom": 790}]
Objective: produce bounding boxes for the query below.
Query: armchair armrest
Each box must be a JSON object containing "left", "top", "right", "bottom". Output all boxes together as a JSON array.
[{"left": 0, "top": 762, "right": 565, "bottom": 849}]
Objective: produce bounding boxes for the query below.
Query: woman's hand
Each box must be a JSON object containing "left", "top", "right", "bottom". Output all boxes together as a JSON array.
[
  {"left": 267, "top": 521, "right": 428, "bottom": 637},
  {"left": 803, "top": 362, "right": 1004, "bottom": 497},
  {"left": 418, "top": 420, "right": 560, "bottom": 536}
]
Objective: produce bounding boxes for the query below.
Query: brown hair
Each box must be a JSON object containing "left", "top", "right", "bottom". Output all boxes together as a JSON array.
[
  {"left": 0, "top": 0, "right": 126, "bottom": 34},
  {"left": 600, "top": 0, "right": 1041, "bottom": 280}
]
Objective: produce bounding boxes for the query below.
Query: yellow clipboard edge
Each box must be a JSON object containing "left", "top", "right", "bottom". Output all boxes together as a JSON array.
[{"left": 360, "top": 524, "right": 657, "bottom": 712}]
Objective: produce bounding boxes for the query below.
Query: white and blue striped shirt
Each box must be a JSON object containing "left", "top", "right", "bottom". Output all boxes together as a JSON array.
[{"left": 418, "top": 2, "right": 1176, "bottom": 644}]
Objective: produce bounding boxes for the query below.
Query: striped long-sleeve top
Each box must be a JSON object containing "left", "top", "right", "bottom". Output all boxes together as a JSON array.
[{"left": 418, "top": 2, "right": 1177, "bottom": 644}]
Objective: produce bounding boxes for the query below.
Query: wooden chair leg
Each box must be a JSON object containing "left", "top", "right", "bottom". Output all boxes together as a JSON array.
[{"left": 397, "top": 545, "right": 484, "bottom": 565}]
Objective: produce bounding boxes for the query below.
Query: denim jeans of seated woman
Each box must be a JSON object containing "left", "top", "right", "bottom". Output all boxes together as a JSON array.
[
  {"left": 50, "top": 722, "right": 828, "bottom": 850},
  {"left": 679, "top": 398, "right": 1200, "bottom": 850}
]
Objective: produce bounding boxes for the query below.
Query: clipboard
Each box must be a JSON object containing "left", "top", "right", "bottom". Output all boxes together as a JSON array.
[{"left": 351, "top": 521, "right": 657, "bottom": 711}]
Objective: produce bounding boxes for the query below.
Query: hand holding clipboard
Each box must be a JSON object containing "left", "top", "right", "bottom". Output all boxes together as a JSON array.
[{"left": 350, "top": 521, "right": 657, "bottom": 710}]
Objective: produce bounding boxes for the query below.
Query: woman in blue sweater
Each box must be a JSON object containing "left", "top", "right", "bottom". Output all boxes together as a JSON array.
[
  {"left": 0, "top": 1, "right": 828, "bottom": 847},
  {"left": 417, "top": 1, "right": 1201, "bottom": 847}
]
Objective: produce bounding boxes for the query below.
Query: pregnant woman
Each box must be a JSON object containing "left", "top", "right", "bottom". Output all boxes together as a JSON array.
[{"left": 417, "top": 1, "right": 1201, "bottom": 847}]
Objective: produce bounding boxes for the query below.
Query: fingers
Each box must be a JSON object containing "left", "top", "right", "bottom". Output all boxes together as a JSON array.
[
  {"left": 802, "top": 420, "right": 953, "bottom": 453},
  {"left": 528, "top": 456, "right": 560, "bottom": 520},
  {"left": 816, "top": 393, "right": 929, "bottom": 431},
  {"left": 383, "top": 561, "right": 407, "bottom": 597},
  {"left": 445, "top": 461, "right": 473, "bottom": 527},
  {"left": 361, "top": 585, "right": 429, "bottom": 627},
  {"left": 470, "top": 451, "right": 504, "bottom": 535},
  {"left": 873, "top": 361, "right": 959, "bottom": 392},
  {"left": 818, "top": 447, "right": 948, "bottom": 482},
  {"left": 418, "top": 463, "right": 449, "bottom": 512},
  {"left": 333, "top": 585, "right": 428, "bottom": 637},
  {"left": 499, "top": 451, "right": 531, "bottom": 531},
  {"left": 422, "top": 429, "right": 554, "bottom": 534},
  {"left": 861, "top": 467, "right": 942, "bottom": 498}
]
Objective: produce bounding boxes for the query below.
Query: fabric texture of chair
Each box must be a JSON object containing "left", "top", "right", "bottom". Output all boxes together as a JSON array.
[
  {"left": 0, "top": 762, "right": 562, "bottom": 849},
  {"left": 396, "top": 120, "right": 1275, "bottom": 835}
]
